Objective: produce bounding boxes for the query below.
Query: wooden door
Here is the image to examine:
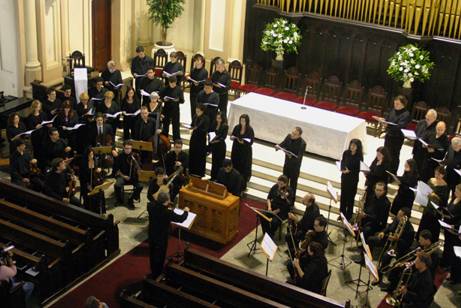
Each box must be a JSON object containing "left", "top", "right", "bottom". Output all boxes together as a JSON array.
[{"left": 92, "top": 0, "right": 111, "bottom": 71}]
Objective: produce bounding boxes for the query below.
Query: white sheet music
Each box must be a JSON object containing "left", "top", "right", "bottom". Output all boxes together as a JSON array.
[
  {"left": 385, "top": 170, "right": 400, "bottom": 184},
  {"left": 261, "top": 233, "right": 278, "bottom": 261},
  {"left": 360, "top": 161, "right": 370, "bottom": 172},
  {"left": 243, "top": 138, "right": 252, "bottom": 143},
  {"left": 340, "top": 213, "right": 356, "bottom": 237},
  {"left": 172, "top": 208, "right": 196, "bottom": 230},
  {"left": 364, "top": 252, "right": 379, "bottom": 281},
  {"left": 109, "top": 81, "right": 124, "bottom": 88},
  {"left": 335, "top": 161, "right": 342, "bottom": 171},
  {"left": 326, "top": 181, "right": 338, "bottom": 203},
  {"left": 62, "top": 123, "right": 85, "bottom": 131},
  {"left": 438, "top": 219, "right": 454, "bottom": 230},
  {"left": 401, "top": 129, "right": 417, "bottom": 140},
  {"left": 41, "top": 115, "right": 57, "bottom": 126},
  {"left": 123, "top": 109, "right": 141, "bottom": 117},
  {"left": 455, "top": 169, "right": 461, "bottom": 177},
  {"left": 74, "top": 68, "right": 88, "bottom": 104},
  {"left": 454, "top": 246, "right": 461, "bottom": 258},
  {"left": 140, "top": 89, "right": 151, "bottom": 97},
  {"left": 418, "top": 138, "right": 429, "bottom": 147},
  {"left": 208, "top": 132, "right": 217, "bottom": 141}
]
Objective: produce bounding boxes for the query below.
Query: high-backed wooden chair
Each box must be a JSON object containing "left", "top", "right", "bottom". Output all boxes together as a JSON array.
[
  {"left": 436, "top": 106, "right": 451, "bottom": 125},
  {"left": 209, "top": 57, "right": 221, "bottom": 76},
  {"left": 253, "top": 67, "right": 279, "bottom": 96},
  {"left": 342, "top": 80, "right": 364, "bottom": 108},
  {"left": 281, "top": 67, "right": 300, "bottom": 93},
  {"left": 411, "top": 101, "right": 428, "bottom": 122},
  {"left": 67, "top": 50, "right": 86, "bottom": 73},
  {"left": 320, "top": 75, "right": 343, "bottom": 103},
  {"left": 300, "top": 71, "right": 322, "bottom": 103},
  {"left": 153, "top": 49, "right": 168, "bottom": 76},
  {"left": 238, "top": 62, "right": 262, "bottom": 95},
  {"left": 228, "top": 60, "right": 243, "bottom": 98},
  {"left": 366, "top": 85, "right": 388, "bottom": 114},
  {"left": 175, "top": 51, "right": 187, "bottom": 74}
]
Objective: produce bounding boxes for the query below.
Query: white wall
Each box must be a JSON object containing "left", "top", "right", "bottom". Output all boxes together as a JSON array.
[{"left": 0, "top": 0, "right": 20, "bottom": 96}]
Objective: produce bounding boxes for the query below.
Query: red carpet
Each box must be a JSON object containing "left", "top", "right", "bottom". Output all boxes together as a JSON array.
[{"left": 50, "top": 198, "right": 265, "bottom": 308}]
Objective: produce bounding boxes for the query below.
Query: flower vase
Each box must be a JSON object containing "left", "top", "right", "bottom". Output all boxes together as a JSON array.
[
  {"left": 402, "top": 79, "right": 412, "bottom": 89},
  {"left": 272, "top": 51, "right": 284, "bottom": 69},
  {"left": 275, "top": 52, "right": 284, "bottom": 61}
]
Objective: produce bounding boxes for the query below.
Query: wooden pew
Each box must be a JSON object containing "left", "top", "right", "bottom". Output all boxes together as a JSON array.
[
  {"left": 165, "top": 263, "right": 289, "bottom": 308},
  {"left": 183, "top": 248, "right": 348, "bottom": 308},
  {"left": 142, "top": 278, "right": 220, "bottom": 308},
  {"left": 119, "top": 291, "right": 155, "bottom": 308}
]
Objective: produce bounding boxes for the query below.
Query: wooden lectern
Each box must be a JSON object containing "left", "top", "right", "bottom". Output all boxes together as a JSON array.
[{"left": 179, "top": 176, "right": 240, "bottom": 244}]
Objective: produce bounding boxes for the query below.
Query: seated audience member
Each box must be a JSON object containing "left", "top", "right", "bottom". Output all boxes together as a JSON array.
[{"left": 216, "top": 159, "right": 243, "bottom": 196}]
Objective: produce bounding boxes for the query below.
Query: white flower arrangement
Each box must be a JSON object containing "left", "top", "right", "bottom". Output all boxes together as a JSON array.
[
  {"left": 260, "top": 18, "right": 301, "bottom": 55},
  {"left": 387, "top": 44, "right": 434, "bottom": 84}
]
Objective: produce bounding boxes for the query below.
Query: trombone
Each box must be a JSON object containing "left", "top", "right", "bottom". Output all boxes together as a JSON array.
[{"left": 377, "top": 216, "right": 408, "bottom": 268}]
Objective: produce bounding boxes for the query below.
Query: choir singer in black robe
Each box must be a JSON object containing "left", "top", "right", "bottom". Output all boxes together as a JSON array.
[
  {"left": 230, "top": 114, "right": 254, "bottom": 190},
  {"left": 373, "top": 95, "right": 411, "bottom": 174},
  {"left": 197, "top": 80, "right": 220, "bottom": 128},
  {"left": 364, "top": 146, "right": 391, "bottom": 196},
  {"left": 102, "top": 60, "right": 123, "bottom": 102},
  {"left": 216, "top": 159, "right": 243, "bottom": 196},
  {"left": 186, "top": 54, "right": 208, "bottom": 121},
  {"left": 148, "top": 191, "right": 189, "bottom": 279},
  {"left": 161, "top": 76, "right": 184, "bottom": 140},
  {"left": 276, "top": 126, "right": 306, "bottom": 199},
  {"left": 139, "top": 68, "right": 163, "bottom": 104},
  {"left": 131, "top": 46, "right": 155, "bottom": 90},
  {"left": 390, "top": 159, "right": 418, "bottom": 215},
  {"left": 188, "top": 105, "right": 209, "bottom": 177},
  {"left": 443, "top": 136, "right": 461, "bottom": 195},
  {"left": 211, "top": 58, "right": 231, "bottom": 116},
  {"left": 261, "top": 175, "right": 293, "bottom": 237},
  {"left": 339, "top": 139, "right": 363, "bottom": 221},
  {"left": 412, "top": 109, "right": 437, "bottom": 172},
  {"left": 209, "top": 112, "right": 228, "bottom": 180},
  {"left": 420, "top": 121, "right": 449, "bottom": 182},
  {"left": 162, "top": 52, "right": 184, "bottom": 84},
  {"left": 121, "top": 87, "right": 140, "bottom": 140}
]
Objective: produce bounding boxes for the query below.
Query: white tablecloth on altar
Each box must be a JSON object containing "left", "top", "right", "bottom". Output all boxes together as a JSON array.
[{"left": 227, "top": 93, "right": 367, "bottom": 160}]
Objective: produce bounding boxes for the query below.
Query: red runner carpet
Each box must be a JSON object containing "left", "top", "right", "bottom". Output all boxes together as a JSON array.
[{"left": 50, "top": 198, "right": 264, "bottom": 308}]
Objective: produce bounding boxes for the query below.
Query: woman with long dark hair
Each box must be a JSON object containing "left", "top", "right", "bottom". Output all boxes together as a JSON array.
[
  {"left": 121, "top": 87, "right": 140, "bottom": 140},
  {"left": 390, "top": 158, "right": 419, "bottom": 215},
  {"left": 188, "top": 104, "right": 209, "bottom": 177},
  {"left": 231, "top": 114, "right": 254, "bottom": 190},
  {"left": 187, "top": 54, "right": 208, "bottom": 121},
  {"left": 6, "top": 112, "right": 26, "bottom": 154},
  {"left": 339, "top": 139, "right": 363, "bottom": 221},
  {"left": 209, "top": 112, "right": 228, "bottom": 181},
  {"left": 364, "top": 146, "right": 391, "bottom": 196}
]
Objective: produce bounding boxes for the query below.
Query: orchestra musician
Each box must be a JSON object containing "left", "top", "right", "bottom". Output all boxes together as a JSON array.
[
  {"left": 209, "top": 112, "right": 228, "bottom": 181},
  {"left": 230, "top": 114, "right": 254, "bottom": 190},
  {"left": 390, "top": 159, "right": 418, "bottom": 215},
  {"left": 121, "top": 87, "right": 140, "bottom": 140},
  {"left": 80, "top": 147, "right": 106, "bottom": 213},
  {"left": 162, "top": 52, "right": 184, "bottom": 84},
  {"left": 373, "top": 95, "right": 411, "bottom": 174},
  {"left": 160, "top": 76, "right": 184, "bottom": 140},
  {"left": 131, "top": 46, "right": 155, "bottom": 91},
  {"left": 88, "top": 77, "right": 107, "bottom": 102},
  {"left": 197, "top": 79, "right": 219, "bottom": 128},
  {"left": 399, "top": 253, "right": 435, "bottom": 308},
  {"left": 44, "top": 128, "right": 72, "bottom": 168},
  {"left": 147, "top": 191, "right": 189, "bottom": 279},
  {"left": 43, "top": 157, "right": 80, "bottom": 206},
  {"left": 289, "top": 241, "right": 329, "bottom": 294},
  {"left": 417, "top": 166, "right": 448, "bottom": 241},
  {"left": 112, "top": 140, "right": 143, "bottom": 209},
  {"left": 101, "top": 60, "right": 123, "bottom": 102},
  {"left": 287, "top": 193, "right": 320, "bottom": 257},
  {"left": 211, "top": 58, "right": 231, "bottom": 116},
  {"left": 339, "top": 139, "right": 363, "bottom": 221},
  {"left": 275, "top": 127, "right": 306, "bottom": 199},
  {"left": 164, "top": 139, "right": 188, "bottom": 200},
  {"left": 187, "top": 54, "right": 208, "bottom": 121},
  {"left": 132, "top": 106, "right": 155, "bottom": 142},
  {"left": 412, "top": 109, "right": 437, "bottom": 172},
  {"left": 364, "top": 146, "right": 391, "bottom": 196},
  {"left": 9, "top": 139, "right": 43, "bottom": 191},
  {"left": 139, "top": 67, "right": 163, "bottom": 104},
  {"left": 147, "top": 167, "right": 167, "bottom": 203},
  {"left": 215, "top": 159, "right": 243, "bottom": 197},
  {"left": 188, "top": 104, "right": 209, "bottom": 177},
  {"left": 261, "top": 175, "right": 293, "bottom": 237},
  {"left": 420, "top": 121, "right": 449, "bottom": 182}
]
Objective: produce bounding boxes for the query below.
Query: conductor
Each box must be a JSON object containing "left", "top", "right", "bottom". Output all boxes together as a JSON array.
[{"left": 147, "top": 191, "right": 189, "bottom": 279}]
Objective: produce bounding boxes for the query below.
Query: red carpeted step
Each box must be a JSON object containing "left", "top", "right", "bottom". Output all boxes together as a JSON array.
[
  {"left": 336, "top": 106, "right": 360, "bottom": 116},
  {"left": 51, "top": 199, "right": 265, "bottom": 308},
  {"left": 357, "top": 111, "right": 380, "bottom": 122},
  {"left": 313, "top": 101, "right": 338, "bottom": 111},
  {"left": 253, "top": 87, "right": 275, "bottom": 96},
  {"left": 272, "top": 91, "right": 299, "bottom": 102},
  {"left": 238, "top": 84, "right": 258, "bottom": 93}
]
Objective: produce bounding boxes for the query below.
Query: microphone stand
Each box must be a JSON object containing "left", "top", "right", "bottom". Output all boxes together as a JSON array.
[{"left": 301, "top": 85, "right": 311, "bottom": 110}]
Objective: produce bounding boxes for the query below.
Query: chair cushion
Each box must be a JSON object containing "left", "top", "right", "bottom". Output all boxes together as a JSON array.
[
  {"left": 253, "top": 87, "right": 275, "bottom": 96},
  {"left": 154, "top": 68, "right": 163, "bottom": 77},
  {"left": 272, "top": 92, "right": 299, "bottom": 102},
  {"left": 314, "top": 101, "right": 338, "bottom": 111},
  {"left": 406, "top": 122, "right": 417, "bottom": 131},
  {"left": 231, "top": 80, "right": 241, "bottom": 89},
  {"left": 336, "top": 106, "right": 360, "bottom": 116},
  {"left": 238, "top": 84, "right": 258, "bottom": 93}
]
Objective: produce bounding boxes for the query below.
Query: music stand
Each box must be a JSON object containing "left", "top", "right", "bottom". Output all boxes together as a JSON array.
[
  {"left": 325, "top": 181, "right": 338, "bottom": 246},
  {"left": 93, "top": 146, "right": 113, "bottom": 155},
  {"left": 346, "top": 232, "right": 372, "bottom": 297},
  {"left": 261, "top": 233, "right": 278, "bottom": 277},
  {"left": 362, "top": 252, "right": 379, "bottom": 302},
  {"left": 131, "top": 140, "right": 154, "bottom": 152},
  {"left": 170, "top": 208, "right": 197, "bottom": 263},
  {"left": 329, "top": 213, "right": 353, "bottom": 270},
  {"left": 245, "top": 203, "right": 272, "bottom": 256},
  {"left": 88, "top": 179, "right": 114, "bottom": 215}
]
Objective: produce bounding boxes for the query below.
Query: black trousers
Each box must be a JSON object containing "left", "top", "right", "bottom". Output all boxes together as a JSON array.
[
  {"left": 149, "top": 238, "right": 168, "bottom": 279},
  {"left": 210, "top": 142, "right": 226, "bottom": 180},
  {"left": 385, "top": 135, "right": 404, "bottom": 174},
  {"left": 162, "top": 107, "right": 181, "bottom": 140},
  {"left": 190, "top": 92, "right": 198, "bottom": 122},
  {"left": 218, "top": 93, "right": 228, "bottom": 116},
  {"left": 114, "top": 176, "right": 142, "bottom": 203},
  {"left": 283, "top": 163, "right": 300, "bottom": 201},
  {"left": 261, "top": 213, "right": 282, "bottom": 238}
]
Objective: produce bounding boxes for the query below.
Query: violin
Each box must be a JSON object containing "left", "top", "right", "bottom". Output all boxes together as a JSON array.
[{"left": 29, "top": 159, "right": 41, "bottom": 177}]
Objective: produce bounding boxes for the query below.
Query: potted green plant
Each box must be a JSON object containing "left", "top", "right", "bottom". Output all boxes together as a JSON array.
[
  {"left": 260, "top": 18, "right": 302, "bottom": 61},
  {"left": 146, "top": 0, "right": 185, "bottom": 47},
  {"left": 387, "top": 44, "right": 434, "bottom": 88}
]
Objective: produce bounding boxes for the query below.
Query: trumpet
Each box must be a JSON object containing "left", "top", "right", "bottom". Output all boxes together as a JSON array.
[
  {"left": 381, "top": 241, "right": 441, "bottom": 274},
  {"left": 386, "top": 261, "right": 415, "bottom": 306}
]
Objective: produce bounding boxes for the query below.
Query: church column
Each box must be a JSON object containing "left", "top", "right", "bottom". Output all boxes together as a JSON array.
[
  {"left": 24, "top": 0, "right": 42, "bottom": 83},
  {"left": 136, "top": 0, "right": 152, "bottom": 49}
]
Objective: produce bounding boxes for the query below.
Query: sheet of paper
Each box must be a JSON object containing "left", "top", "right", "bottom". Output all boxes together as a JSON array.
[
  {"left": 208, "top": 132, "right": 217, "bottom": 141},
  {"left": 455, "top": 169, "right": 461, "bottom": 177},
  {"left": 140, "top": 89, "right": 151, "bottom": 97},
  {"left": 340, "top": 212, "right": 356, "bottom": 237},
  {"left": 74, "top": 67, "right": 88, "bottom": 104},
  {"left": 182, "top": 123, "right": 192, "bottom": 129},
  {"left": 360, "top": 161, "right": 370, "bottom": 172},
  {"left": 431, "top": 157, "right": 443, "bottom": 164},
  {"left": 384, "top": 121, "right": 397, "bottom": 126},
  {"left": 430, "top": 201, "right": 440, "bottom": 210},
  {"left": 109, "top": 81, "right": 124, "bottom": 88},
  {"left": 417, "top": 181, "right": 433, "bottom": 196},
  {"left": 336, "top": 161, "right": 342, "bottom": 171},
  {"left": 90, "top": 97, "right": 103, "bottom": 101},
  {"left": 172, "top": 208, "right": 197, "bottom": 229},
  {"left": 123, "top": 109, "right": 141, "bottom": 117},
  {"left": 401, "top": 129, "right": 417, "bottom": 140},
  {"left": 134, "top": 73, "right": 146, "bottom": 78},
  {"left": 164, "top": 96, "right": 178, "bottom": 102},
  {"left": 261, "top": 233, "right": 278, "bottom": 261},
  {"left": 243, "top": 138, "right": 252, "bottom": 143},
  {"left": 386, "top": 170, "right": 400, "bottom": 184},
  {"left": 438, "top": 219, "right": 454, "bottom": 230},
  {"left": 105, "top": 111, "right": 122, "bottom": 118},
  {"left": 41, "top": 115, "right": 57, "bottom": 126},
  {"left": 418, "top": 138, "right": 429, "bottom": 147},
  {"left": 326, "top": 181, "right": 338, "bottom": 203},
  {"left": 62, "top": 123, "right": 85, "bottom": 131},
  {"left": 360, "top": 232, "right": 372, "bottom": 260},
  {"left": 13, "top": 129, "right": 35, "bottom": 139},
  {"left": 364, "top": 252, "right": 379, "bottom": 281},
  {"left": 454, "top": 246, "right": 461, "bottom": 258}
]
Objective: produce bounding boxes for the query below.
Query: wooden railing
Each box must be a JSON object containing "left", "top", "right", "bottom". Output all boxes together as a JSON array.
[{"left": 256, "top": 0, "right": 461, "bottom": 40}]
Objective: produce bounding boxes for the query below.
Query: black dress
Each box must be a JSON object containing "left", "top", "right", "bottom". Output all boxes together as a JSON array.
[
  {"left": 365, "top": 158, "right": 390, "bottom": 195},
  {"left": 188, "top": 114, "right": 209, "bottom": 177},
  {"left": 417, "top": 181, "right": 448, "bottom": 241},
  {"left": 211, "top": 70, "right": 231, "bottom": 116},
  {"left": 209, "top": 123, "right": 228, "bottom": 180},
  {"left": 384, "top": 108, "right": 411, "bottom": 174},
  {"left": 339, "top": 150, "right": 361, "bottom": 221},
  {"left": 188, "top": 67, "right": 208, "bottom": 119},
  {"left": 442, "top": 198, "right": 461, "bottom": 282},
  {"left": 96, "top": 101, "right": 121, "bottom": 129},
  {"left": 230, "top": 124, "right": 254, "bottom": 189},
  {"left": 420, "top": 133, "right": 449, "bottom": 182},
  {"left": 412, "top": 120, "right": 436, "bottom": 172},
  {"left": 121, "top": 98, "right": 140, "bottom": 140},
  {"left": 26, "top": 112, "right": 48, "bottom": 168},
  {"left": 390, "top": 172, "right": 418, "bottom": 215}
]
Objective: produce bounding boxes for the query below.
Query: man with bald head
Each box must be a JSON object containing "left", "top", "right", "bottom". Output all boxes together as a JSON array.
[
  {"left": 286, "top": 193, "right": 320, "bottom": 256},
  {"left": 412, "top": 109, "right": 437, "bottom": 171},
  {"left": 444, "top": 135, "right": 461, "bottom": 195},
  {"left": 421, "top": 121, "right": 449, "bottom": 181}
]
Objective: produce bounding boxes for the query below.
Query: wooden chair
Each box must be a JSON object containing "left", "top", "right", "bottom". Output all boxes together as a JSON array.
[
  {"left": 320, "top": 75, "right": 343, "bottom": 103},
  {"left": 320, "top": 270, "right": 332, "bottom": 296},
  {"left": 300, "top": 71, "right": 322, "bottom": 103},
  {"left": 436, "top": 106, "right": 451, "bottom": 125},
  {"left": 67, "top": 50, "right": 85, "bottom": 73},
  {"left": 175, "top": 51, "right": 187, "bottom": 74},
  {"left": 342, "top": 80, "right": 364, "bottom": 108},
  {"left": 153, "top": 49, "right": 168, "bottom": 76},
  {"left": 228, "top": 60, "right": 243, "bottom": 98},
  {"left": 281, "top": 67, "right": 301, "bottom": 93},
  {"left": 411, "top": 101, "right": 428, "bottom": 122},
  {"left": 365, "top": 85, "right": 388, "bottom": 136},
  {"left": 263, "top": 67, "right": 280, "bottom": 89},
  {"left": 238, "top": 62, "right": 262, "bottom": 95},
  {"left": 209, "top": 56, "right": 221, "bottom": 76}
]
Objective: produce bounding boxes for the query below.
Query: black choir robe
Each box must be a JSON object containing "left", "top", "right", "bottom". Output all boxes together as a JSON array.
[
  {"left": 132, "top": 117, "right": 155, "bottom": 141},
  {"left": 421, "top": 133, "right": 449, "bottom": 182},
  {"left": 188, "top": 114, "right": 209, "bottom": 177},
  {"left": 413, "top": 120, "right": 436, "bottom": 171},
  {"left": 279, "top": 135, "right": 306, "bottom": 196},
  {"left": 340, "top": 150, "right": 362, "bottom": 220},
  {"left": 139, "top": 77, "right": 163, "bottom": 103},
  {"left": 384, "top": 108, "right": 411, "bottom": 173},
  {"left": 365, "top": 158, "right": 390, "bottom": 195},
  {"left": 101, "top": 68, "right": 123, "bottom": 100},
  {"left": 230, "top": 124, "right": 254, "bottom": 188},
  {"left": 121, "top": 98, "right": 140, "bottom": 140},
  {"left": 96, "top": 101, "right": 121, "bottom": 129},
  {"left": 209, "top": 123, "right": 228, "bottom": 180},
  {"left": 444, "top": 146, "right": 461, "bottom": 193},
  {"left": 163, "top": 61, "right": 184, "bottom": 83},
  {"left": 160, "top": 85, "right": 184, "bottom": 140},
  {"left": 211, "top": 70, "right": 231, "bottom": 115},
  {"left": 42, "top": 98, "right": 62, "bottom": 118},
  {"left": 188, "top": 67, "right": 208, "bottom": 118},
  {"left": 197, "top": 90, "right": 220, "bottom": 127},
  {"left": 390, "top": 171, "right": 418, "bottom": 215},
  {"left": 26, "top": 112, "right": 48, "bottom": 168}
]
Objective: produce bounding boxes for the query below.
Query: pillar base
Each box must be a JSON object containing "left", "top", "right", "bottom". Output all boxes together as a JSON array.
[{"left": 25, "top": 65, "right": 42, "bottom": 85}]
